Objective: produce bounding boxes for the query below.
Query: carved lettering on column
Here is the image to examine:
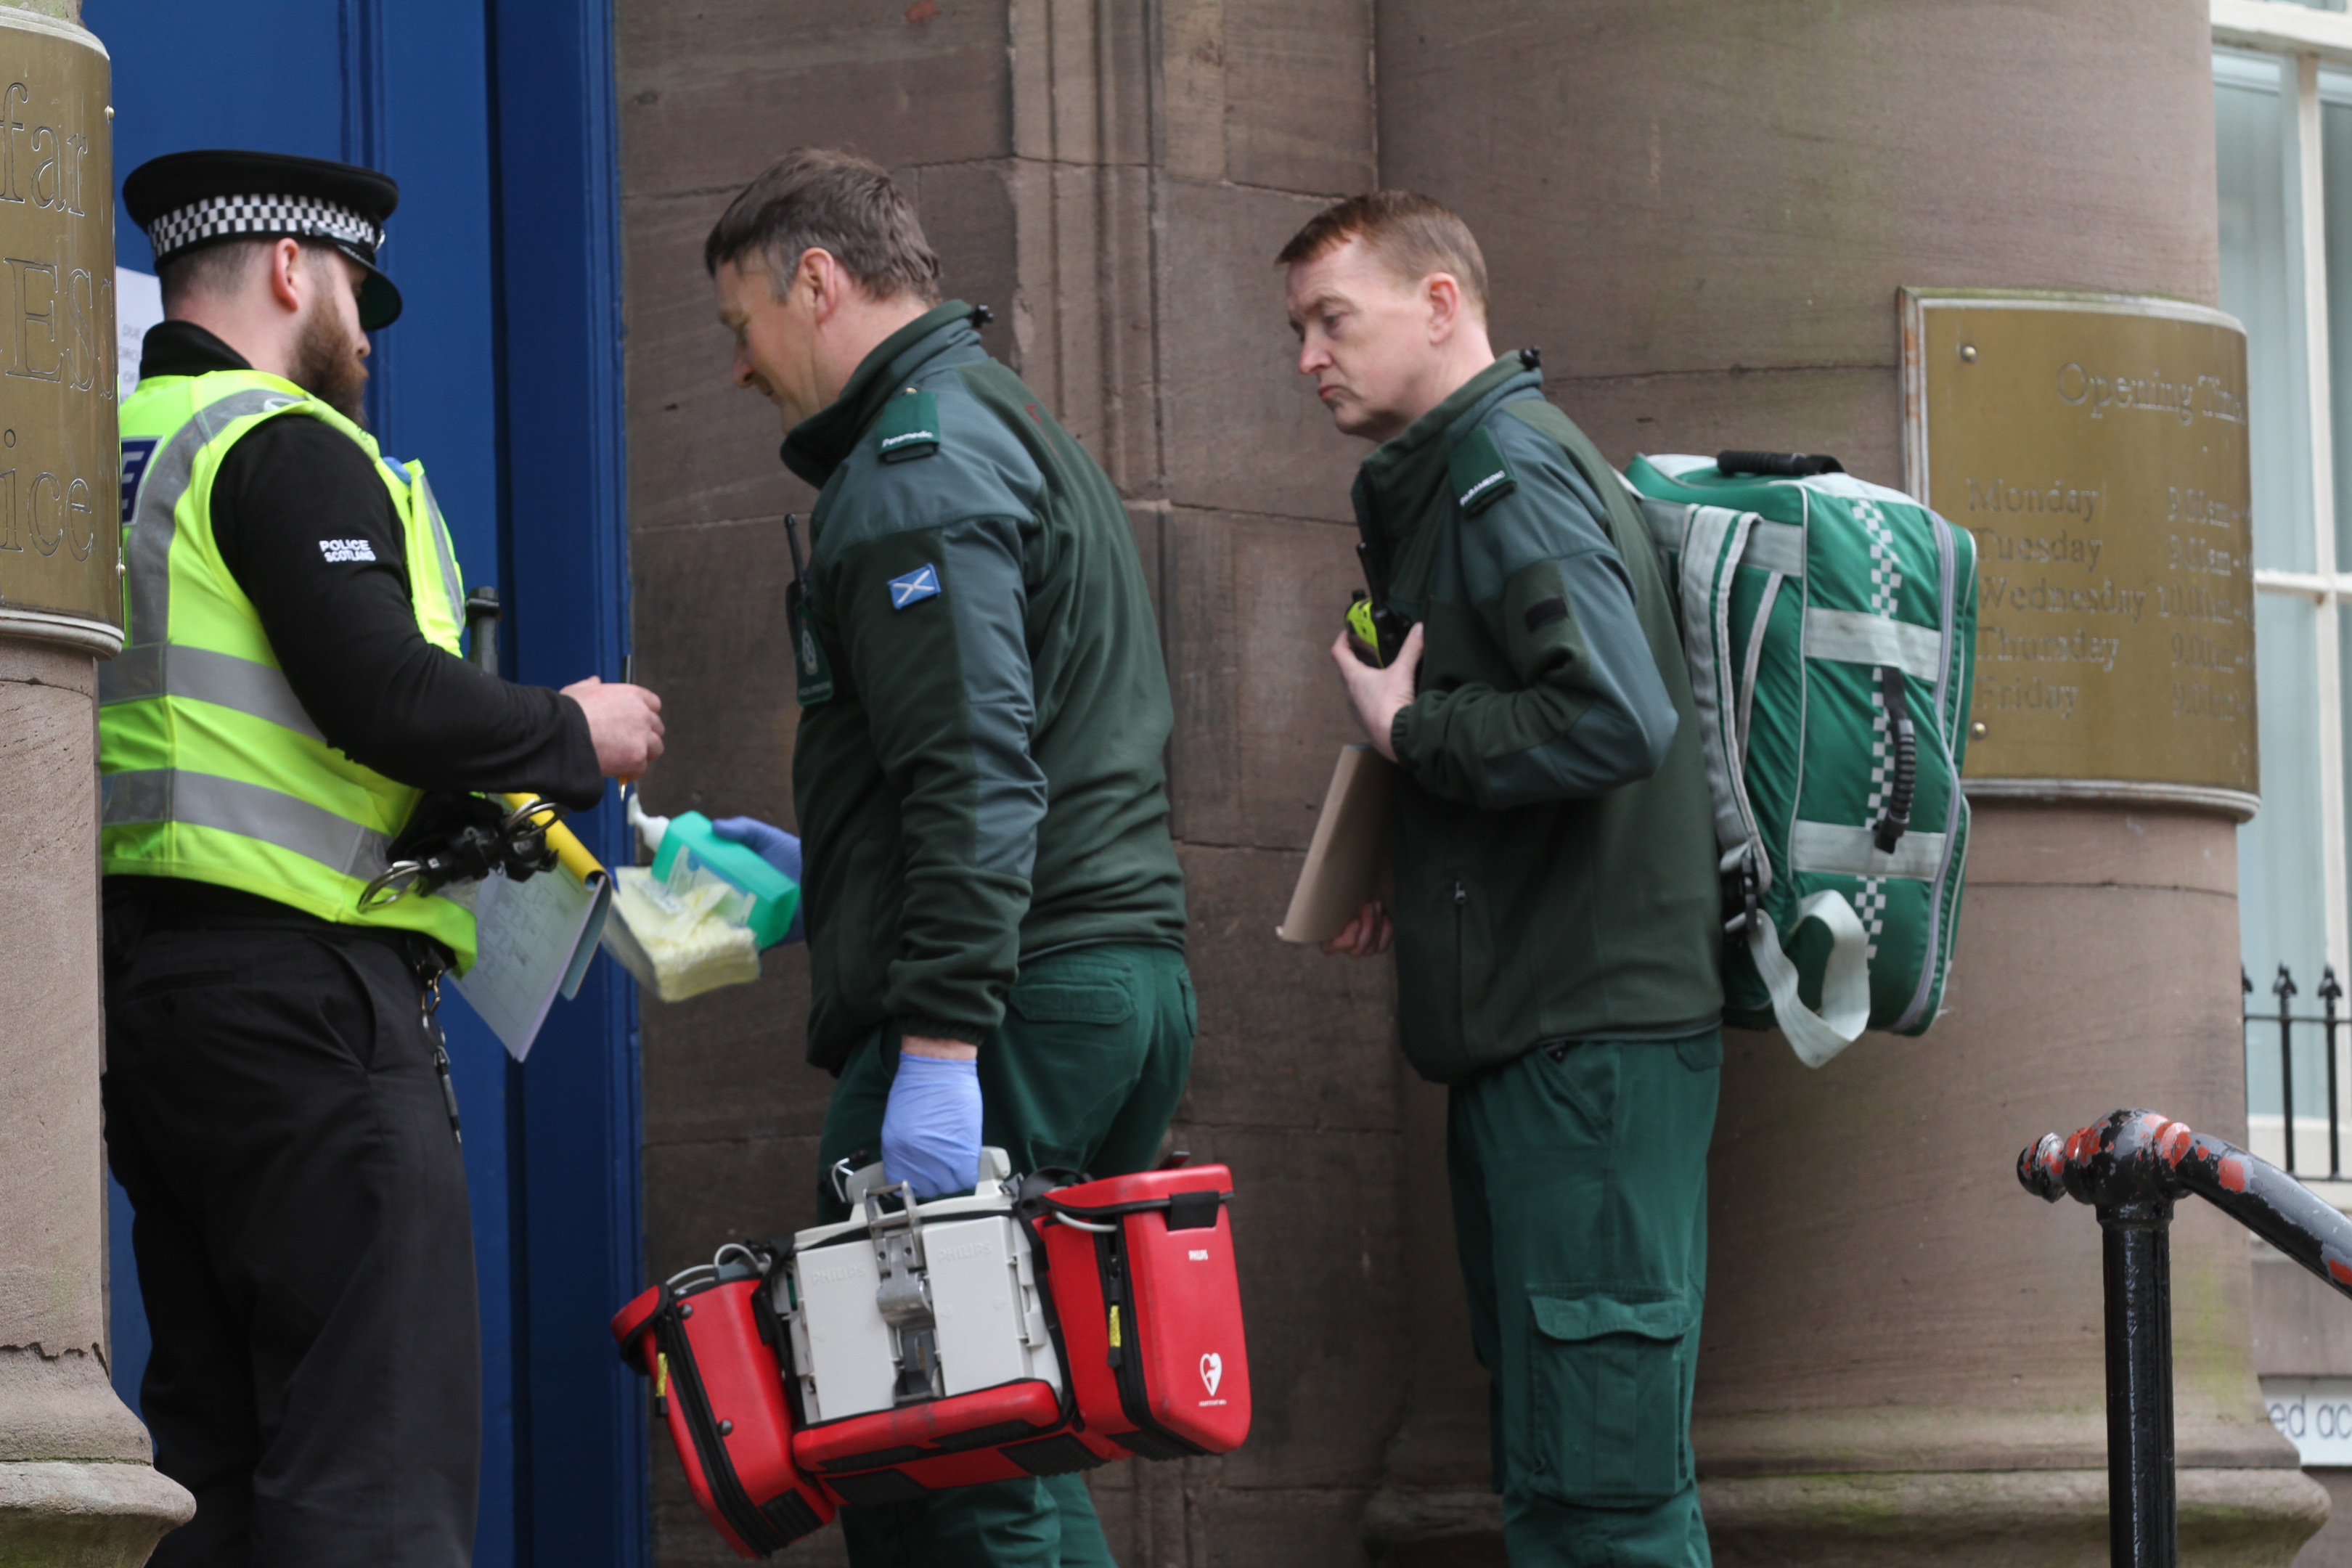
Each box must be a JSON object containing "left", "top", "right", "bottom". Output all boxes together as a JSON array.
[
  {"left": 0, "top": 30, "right": 117, "bottom": 629},
  {"left": 8, "top": 256, "right": 59, "bottom": 382},
  {"left": 2, "top": 81, "right": 31, "bottom": 205}
]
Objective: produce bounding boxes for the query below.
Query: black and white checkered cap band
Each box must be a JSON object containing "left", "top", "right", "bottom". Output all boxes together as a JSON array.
[{"left": 146, "top": 194, "right": 382, "bottom": 263}]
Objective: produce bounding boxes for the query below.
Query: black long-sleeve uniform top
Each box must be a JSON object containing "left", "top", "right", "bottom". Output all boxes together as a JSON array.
[{"left": 108, "top": 322, "right": 603, "bottom": 931}]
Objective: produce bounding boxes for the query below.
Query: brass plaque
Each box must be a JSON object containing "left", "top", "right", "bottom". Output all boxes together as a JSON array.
[
  {"left": 1902, "top": 290, "right": 2255, "bottom": 801},
  {"left": 0, "top": 16, "right": 113, "bottom": 635}
]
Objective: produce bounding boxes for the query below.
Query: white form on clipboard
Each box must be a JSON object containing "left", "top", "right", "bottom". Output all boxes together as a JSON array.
[{"left": 452, "top": 856, "right": 612, "bottom": 1062}]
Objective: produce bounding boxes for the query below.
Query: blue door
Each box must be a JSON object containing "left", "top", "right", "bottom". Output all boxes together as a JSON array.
[{"left": 92, "top": 4, "right": 643, "bottom": 1563}]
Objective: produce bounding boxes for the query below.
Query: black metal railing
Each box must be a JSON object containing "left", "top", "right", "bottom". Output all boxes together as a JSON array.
[
  {"left": 2020, "top": 1109, "right": 2352, "bottom": 1568},
  {"left": 2243, "top": 963, "right": 2345, "bottom": 1178}
]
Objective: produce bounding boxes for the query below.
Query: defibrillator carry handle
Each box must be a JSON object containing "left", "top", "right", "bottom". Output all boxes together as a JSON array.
[
  {"left": 1715, "top": 450, "right": 1845, "bottom": 478},
  {"left": 1032, "top": 1187, "right": 1232, "bottom": 1229}
]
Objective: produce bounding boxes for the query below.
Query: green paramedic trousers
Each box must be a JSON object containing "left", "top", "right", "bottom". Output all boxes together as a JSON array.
[
  {"left": 1448, "top": 1031, "right": 1720, "bottom": 1568},
  {"left": 815, "top": 942, "right": 1197, "bottom": 1568}
]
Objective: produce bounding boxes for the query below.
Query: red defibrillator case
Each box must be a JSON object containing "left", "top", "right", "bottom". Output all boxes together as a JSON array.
[
  {"left": 617, "top": 1159, "right": 1251, "bottom": 1553},
  {"left": 1033, "top": 1165, "right": 1251, "bottom": 1459},
  {"left": 775, "top": 1169, "right": 1129, "bottom": 1505},
  {"left": 611, "top": 1251, "right": 835, "bottom": 1558},
  {"left": 792, "top": 1382, "right": 1119, "bottom": 1506}
]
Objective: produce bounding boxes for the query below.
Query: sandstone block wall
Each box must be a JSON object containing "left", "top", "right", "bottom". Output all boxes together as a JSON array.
[{"left": 618, "top": 6, "right": 2290, "bottom": 1565}]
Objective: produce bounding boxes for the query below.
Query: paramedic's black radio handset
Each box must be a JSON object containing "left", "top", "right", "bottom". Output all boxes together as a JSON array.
[{"left": 1347, "top": 539, "right": 1410, "bottom": 667}]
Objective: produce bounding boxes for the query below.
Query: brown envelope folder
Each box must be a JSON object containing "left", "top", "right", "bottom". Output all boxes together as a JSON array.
[{"left": 1275, "top": 745, "right": 1396, "bottom": 944}]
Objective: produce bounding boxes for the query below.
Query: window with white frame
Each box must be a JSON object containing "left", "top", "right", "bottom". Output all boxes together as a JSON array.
[{"left": 2214, "top": 0, "right": 2352, "bottom": 1174}]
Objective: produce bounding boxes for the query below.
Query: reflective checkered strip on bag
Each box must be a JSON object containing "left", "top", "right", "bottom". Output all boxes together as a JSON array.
[{"left": 147, "top": 194, "right": 381, "bottom": 261}]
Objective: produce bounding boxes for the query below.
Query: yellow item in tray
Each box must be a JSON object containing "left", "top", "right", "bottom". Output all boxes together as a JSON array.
[{"left": 601, "top": 864, "right": 761, "bottom": 1003}]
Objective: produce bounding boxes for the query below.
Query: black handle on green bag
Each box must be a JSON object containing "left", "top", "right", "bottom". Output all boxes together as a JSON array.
[
  {"left": 1716, "top": 450, "right": 1845, "bottom": 478},
  {"left": 1873, "top": 665, "right": 1916, "bottom": 855}
]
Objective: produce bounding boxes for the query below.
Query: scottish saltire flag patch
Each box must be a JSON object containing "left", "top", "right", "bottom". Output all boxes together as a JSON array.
[{"left": 888, "top": 563, "right": 942, "bottom": 610}]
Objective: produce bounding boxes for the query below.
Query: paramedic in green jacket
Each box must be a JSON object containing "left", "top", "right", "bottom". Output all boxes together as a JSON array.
[
  {"left": 1286, "top": 192, "right": 1726, "bottom": 1567},
  {"left": 703, "top": 149, "right": 1191, "bottom": 1567}
]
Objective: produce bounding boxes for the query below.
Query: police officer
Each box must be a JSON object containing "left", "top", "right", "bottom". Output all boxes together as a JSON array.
[
  {"left": 704, "top": 148, "right": 1192, "bottom": 1566},
  {"left": 102, "top": 150, "right": 663, "bottom": 1566},
  {"left": 1286, "top": 192, "right": 1724, "bottom": 1567}
]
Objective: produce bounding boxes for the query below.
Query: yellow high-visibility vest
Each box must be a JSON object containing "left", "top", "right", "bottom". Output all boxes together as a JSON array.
[{"left": 99, "top": 366, "right": 478, "bottom": 967}]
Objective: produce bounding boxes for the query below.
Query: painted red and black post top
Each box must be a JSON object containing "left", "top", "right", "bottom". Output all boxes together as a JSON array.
[{"left": 2020, "top": 1107, "right": 2352, "bottom": 1295}]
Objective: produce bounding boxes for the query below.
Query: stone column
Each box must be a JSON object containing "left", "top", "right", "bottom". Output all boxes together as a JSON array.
[
  {"left": 0, "top": 4, "right": 194, "bottom": 1562},
  {"left": 1368, "top": 1, "right": 2324, "bottom": 1562}
]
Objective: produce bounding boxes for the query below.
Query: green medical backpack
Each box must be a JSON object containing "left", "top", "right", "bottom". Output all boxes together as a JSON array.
[{"left": 1626, "top": 453, "right": 1977, "bottom": 1066}]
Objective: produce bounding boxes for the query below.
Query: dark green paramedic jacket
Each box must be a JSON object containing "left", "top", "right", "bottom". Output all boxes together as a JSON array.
[
  {"left": 782, "top": 302, "right": 1187, "bottom": 1073},
  {"left": 1360, "top": 354, "right": 1722, "bottom": 1085}
]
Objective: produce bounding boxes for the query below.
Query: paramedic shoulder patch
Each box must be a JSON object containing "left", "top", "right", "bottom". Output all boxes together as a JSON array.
[
  {"left": 1448, "top": 426, "right": 1516, "bottom": 517},
  {"left": 875, "top": 388, "right": 942, "bottom": 464},
  {"left": 888, "top": 562, "right": 942, "bottom": 610}
]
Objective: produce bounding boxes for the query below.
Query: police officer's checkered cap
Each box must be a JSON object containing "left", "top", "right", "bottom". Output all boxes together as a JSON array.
[
  {"left": 123, "top": 150, "right": 404, "bottom": 327},
  {"left": 145, "top": 193, "right": 383, "bottom": 265}
]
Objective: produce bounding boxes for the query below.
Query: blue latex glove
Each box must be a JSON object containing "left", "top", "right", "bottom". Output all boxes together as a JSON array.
[
  {"left": 710, "top": 815, "right": 806, "bottom": 944},
  {"left": 881, "top": 1052, "right": 982, "bottom": 1199}
]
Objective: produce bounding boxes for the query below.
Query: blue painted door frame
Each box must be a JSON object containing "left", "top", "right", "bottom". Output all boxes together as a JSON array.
[{"left": 92, "top": 4, "right": 642, "bottom": 1564}]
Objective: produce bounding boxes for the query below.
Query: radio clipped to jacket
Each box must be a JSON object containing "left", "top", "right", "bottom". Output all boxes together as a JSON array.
[{"left": 615, "top": 1153, "right": 1251, "bottom": 1557}]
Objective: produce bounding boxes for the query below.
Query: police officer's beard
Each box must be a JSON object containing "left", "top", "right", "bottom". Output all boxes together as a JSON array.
[{"left": 291, "top": 305, "right": 369, "bottom": 425}]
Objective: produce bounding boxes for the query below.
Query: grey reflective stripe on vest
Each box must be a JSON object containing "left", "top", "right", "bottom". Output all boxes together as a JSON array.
[
  {"left": 410, "top": 470, "right": 467, "bottom": 631},
  {"left": 125, "top": 388, "right": 303, "bottom": 642},
  {"left": 98, "top": 644, "right": 324, "bottom": 743},
  {"left": 1788, "top": 819, "right": 1948, "bottom": 881},
  {"left": 102, "top": 767, "right": 391, "bottom": 881},
  {"left": 1803, "top": 608, "right": 1943, "bottom": 680}
]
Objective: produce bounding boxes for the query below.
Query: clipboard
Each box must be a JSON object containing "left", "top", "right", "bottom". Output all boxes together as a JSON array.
[
  {"left": 1275, "top": 745, "right": 1396, "bottom": 944},
  {"left": 449, "top": 801, "right": 612, "bottom": 1062}
]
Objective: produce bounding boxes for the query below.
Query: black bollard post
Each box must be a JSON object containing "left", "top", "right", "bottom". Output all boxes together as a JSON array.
[
  {"left": 2100, "top": 1195, "right": 2176, "bottom": 1568},
  {"left": 2023, "top": 1109, "right": 2352, "bottom": 1568}
]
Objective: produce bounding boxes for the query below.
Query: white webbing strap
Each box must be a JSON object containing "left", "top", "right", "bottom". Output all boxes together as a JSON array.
[
  {"left": 1803, "top": 608, "right": 1943, "bottom": 679},
  {"left": 1679, "top": 505, "right": 1760, "bottom": 861},
  {"left": 1749, "top": 889, "right": 1871, "bottom": 1069}
]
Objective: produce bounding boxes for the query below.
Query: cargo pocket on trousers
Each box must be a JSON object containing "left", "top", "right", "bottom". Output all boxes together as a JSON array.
[
  {"left": 1524, "top": 1291, "right": 1693, "bottom": 1507},
  {"left": 1007, "top": 964, "right": 1138, "bottom": 1029},
  {"left": 1005, "top": 958, "right": 1144, "bottom": 1152}
]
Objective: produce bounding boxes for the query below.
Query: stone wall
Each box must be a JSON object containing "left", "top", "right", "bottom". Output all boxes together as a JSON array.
[
  {"left": 616, "top": 4, "right": 1415, "bottom": 1561},
  {"left": 618, "top": 4, "right": 2306, "bottom": 1564}
]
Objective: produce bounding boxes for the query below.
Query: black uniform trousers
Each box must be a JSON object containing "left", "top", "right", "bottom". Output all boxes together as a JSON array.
[{"left": 102, "top": 902, "right": 481, "bottom": 1567}]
